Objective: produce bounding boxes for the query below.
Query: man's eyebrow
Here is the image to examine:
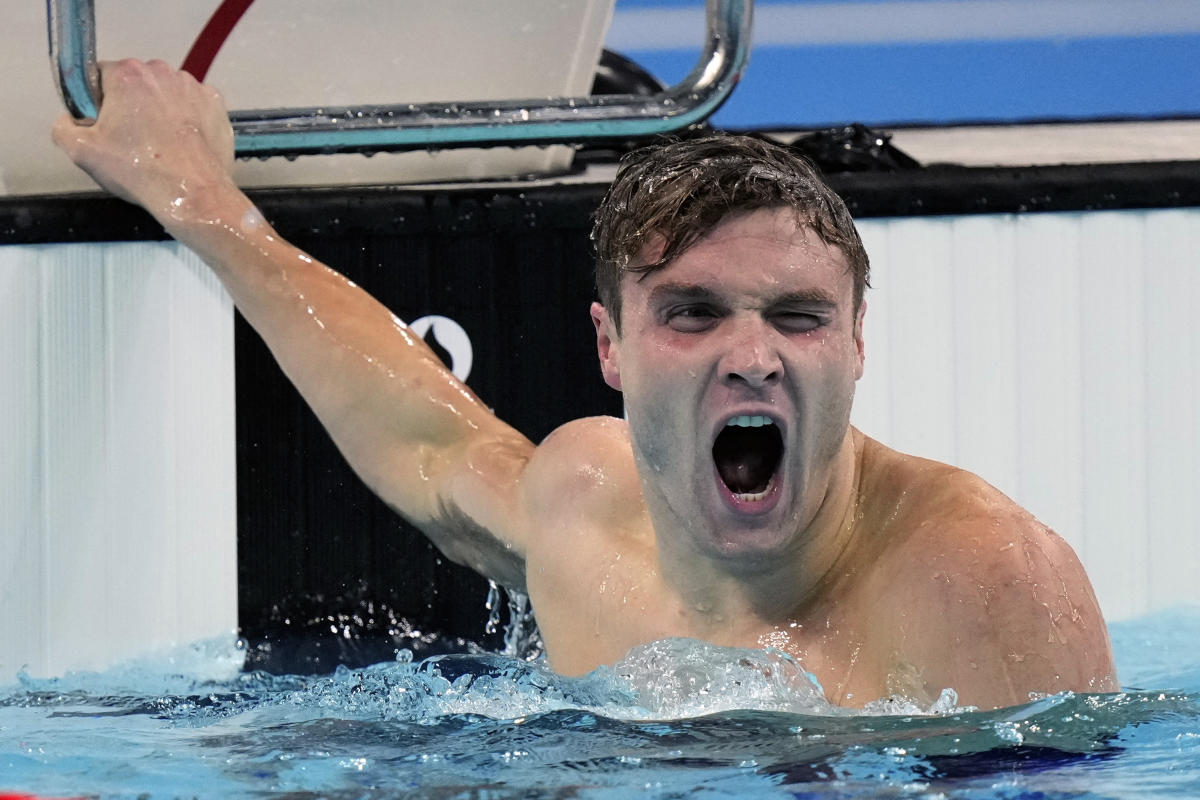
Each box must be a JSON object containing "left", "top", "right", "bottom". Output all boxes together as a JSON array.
[
  {"left": 647, "top": 284, "right": 843, "bottom": 310},
  {"left": 768, "top": 289, "right": 840, "bottom": 309},
  {"left": 646, "top": 283, "right": 721, "bottom": 305}
]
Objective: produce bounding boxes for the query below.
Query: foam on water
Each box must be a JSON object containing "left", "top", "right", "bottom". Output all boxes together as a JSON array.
[{"left": 7, "top": 635, "right": 961, "bottom": 727}]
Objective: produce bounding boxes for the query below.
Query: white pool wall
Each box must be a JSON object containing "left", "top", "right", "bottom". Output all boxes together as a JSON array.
[{"left": 0, "top": 243, "right": 237, "bottom": 679}]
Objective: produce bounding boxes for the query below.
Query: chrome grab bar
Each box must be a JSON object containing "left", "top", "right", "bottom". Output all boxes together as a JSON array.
[
  {"left": 48, "top": 0, "right": 752, "bottom": 157},
  {"left": 47, "top": 0, "right": 100, "bottom": 120}
]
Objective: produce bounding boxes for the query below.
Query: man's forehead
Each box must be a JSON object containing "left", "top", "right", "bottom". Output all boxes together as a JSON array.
[
  {"left": 631, "top": 209, "right": 841, "bottom": 267},
  {"left": 626, "top": 213, "right": 852, "bottom": 297},
  {"left": 647, "top": 280, "right": 842, "bottom": 310}
]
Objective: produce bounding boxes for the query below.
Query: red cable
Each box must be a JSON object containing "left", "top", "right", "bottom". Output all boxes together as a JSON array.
[{"left": 181, "top": 0, "right": 257, "bottom": 82}]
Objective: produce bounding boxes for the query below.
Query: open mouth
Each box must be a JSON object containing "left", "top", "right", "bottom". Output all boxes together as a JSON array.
[{"left": 712, "top": 415, "right": 784, "bottom": 501}]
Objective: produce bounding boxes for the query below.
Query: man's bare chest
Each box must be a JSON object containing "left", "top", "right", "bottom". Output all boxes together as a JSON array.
[{"left": 526, "top": 550, "right": 890, "bottom": 703}]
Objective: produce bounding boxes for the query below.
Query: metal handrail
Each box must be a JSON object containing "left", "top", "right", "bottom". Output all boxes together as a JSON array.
[{"left": 48, "top": 0, "right": 752, "bottom": 157}]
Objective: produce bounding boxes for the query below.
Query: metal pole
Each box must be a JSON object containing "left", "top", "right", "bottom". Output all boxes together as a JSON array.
[{"left": 48, "top": 0, "right": 102, "bottom": 120}]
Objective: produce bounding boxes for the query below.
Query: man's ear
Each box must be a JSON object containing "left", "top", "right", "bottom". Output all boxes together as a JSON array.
[
  {"left": 853, "top": 300, "right": 866, "bottom": 381},
  {"left": 591, "top": 301, "right": 623, "bottom": 391}
]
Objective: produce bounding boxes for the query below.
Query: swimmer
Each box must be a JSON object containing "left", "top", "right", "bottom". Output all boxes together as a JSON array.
[{"left": 53, "top": 60, "right": 1118, "bottom": 709}]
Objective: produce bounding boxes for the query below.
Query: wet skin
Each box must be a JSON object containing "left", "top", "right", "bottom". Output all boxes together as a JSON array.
[
  {"left": 526, "top": 209, "right": 872, "bottom": 680},
  {"left": 526, "top": 211, "right": 1116, "bottom": 707},
  {"left": 593, "top": 209, "right": 864, "bottom": 572},
  {"left": 54, "top": 59, "right": 1118, "bottom": 710}
]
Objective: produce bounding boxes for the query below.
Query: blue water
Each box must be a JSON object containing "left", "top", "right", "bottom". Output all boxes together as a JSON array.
[{"left": 3, "top": 608, "right": 1199, "bottom": 798}]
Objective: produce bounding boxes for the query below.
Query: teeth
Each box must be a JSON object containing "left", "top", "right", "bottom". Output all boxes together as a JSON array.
[
  {"left": 725, "top": 415, "right": 774, "bottom": 428},
  {"left": 732, "top": 473, "right": 775, "bottom": 503}
]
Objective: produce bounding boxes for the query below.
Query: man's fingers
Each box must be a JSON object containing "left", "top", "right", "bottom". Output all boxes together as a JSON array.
[
  {"left": 51, "top": 56, "right": 238, "bottom": 204},
  {"left": 51, "top": 113, "right": 92, "bottom": 162}
]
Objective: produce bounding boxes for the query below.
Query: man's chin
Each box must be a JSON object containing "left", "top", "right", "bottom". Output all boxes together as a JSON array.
[{"left": 703, "top": 529, "right": 800, "bottom": 573}]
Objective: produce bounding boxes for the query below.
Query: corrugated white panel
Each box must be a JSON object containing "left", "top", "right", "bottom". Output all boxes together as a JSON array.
[
  {"left": 872, "top": 217, "right": 959, "bottom": 461},
  {"left": 1012, "top": 215, "right": 1085, "bottom": 569},
  {"left": 1143, "top": 211, "right": 1200, "bottom": 614},
  {"left": 950, "top": 217, "right": 1020, "bottom": 498},
  {"left": 0, "top": 242, "right": 236, "bottom": 678},
  {"left": 1079, "top": 213, "right": 1149, "bottom": 621},
  {"left": 853, "top": 208, "right": 1200, "bottom": 621},
  {"left": 0, "top": 246, "right": 45, "bottom": 677}
]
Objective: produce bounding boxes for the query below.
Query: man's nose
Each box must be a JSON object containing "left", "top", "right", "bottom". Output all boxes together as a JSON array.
[{"left": 720, "top": 317, "right": 783, "bottom": 388}]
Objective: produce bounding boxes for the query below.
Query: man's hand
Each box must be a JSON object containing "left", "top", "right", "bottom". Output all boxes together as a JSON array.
[{"left": 51, "top": 59, "right": 235, "bottom": 224}]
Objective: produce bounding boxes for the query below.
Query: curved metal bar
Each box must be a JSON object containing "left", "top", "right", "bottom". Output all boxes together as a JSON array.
[
  {"left": 48, "top": 0, "right": 752, "bottom": 156},
  {"left": 47, "top": 0, "right": 102, "bottom": 120}
]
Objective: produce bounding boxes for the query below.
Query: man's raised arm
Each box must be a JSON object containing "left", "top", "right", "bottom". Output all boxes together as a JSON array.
[{"left": 53, "top": 60, "right": 534, "bottom": 588}]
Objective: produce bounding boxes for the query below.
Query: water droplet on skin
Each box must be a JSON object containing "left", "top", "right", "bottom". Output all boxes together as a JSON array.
[{"left": 240, "top": 207, "right": 264, "bottom": 234}]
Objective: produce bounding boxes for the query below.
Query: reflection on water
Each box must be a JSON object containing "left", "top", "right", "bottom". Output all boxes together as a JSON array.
[{"left": 2, "top": 608, "right": 1199, "bottom": 799}]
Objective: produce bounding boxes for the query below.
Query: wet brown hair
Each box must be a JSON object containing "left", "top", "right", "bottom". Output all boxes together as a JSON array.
[{"left": 592, "top": 134, "right": 870, "bottom": 331}]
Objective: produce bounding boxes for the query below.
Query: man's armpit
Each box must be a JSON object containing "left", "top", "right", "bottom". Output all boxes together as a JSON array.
[
  {"left": 429, "top": 493, "right": 527, "bottom": 591},
  {"left": 414, "top": 433, "right": 536, "bottom": 590}
]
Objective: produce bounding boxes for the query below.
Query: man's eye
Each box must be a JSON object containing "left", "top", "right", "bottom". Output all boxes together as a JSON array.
[
  {"left": 667, "top": 307, "right": 719, "bottom": 332},
  {"left": 773, "top": 313, "right": 822, "bottom": 333}
]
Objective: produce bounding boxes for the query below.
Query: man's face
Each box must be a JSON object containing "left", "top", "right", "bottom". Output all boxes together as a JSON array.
[{"left": 591, "top": 207, "right": 865, "bottom": 564}]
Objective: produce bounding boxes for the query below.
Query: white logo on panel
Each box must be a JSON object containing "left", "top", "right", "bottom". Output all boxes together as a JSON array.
[{"left": 410, "top": 315, "right": 473, "bottom": 383}]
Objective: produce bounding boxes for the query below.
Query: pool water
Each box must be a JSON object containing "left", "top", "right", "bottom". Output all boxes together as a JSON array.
[{"left": 3, "top": 607, "right": 1199, "bottom": 799}]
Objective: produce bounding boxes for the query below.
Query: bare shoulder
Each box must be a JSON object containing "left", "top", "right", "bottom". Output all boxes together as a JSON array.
[
  {"left": 522, "top": 415, "right": 645, "bottom": 528},
  {"left": 856, "top": 435, "right": 1118, "bottom": 708}
]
